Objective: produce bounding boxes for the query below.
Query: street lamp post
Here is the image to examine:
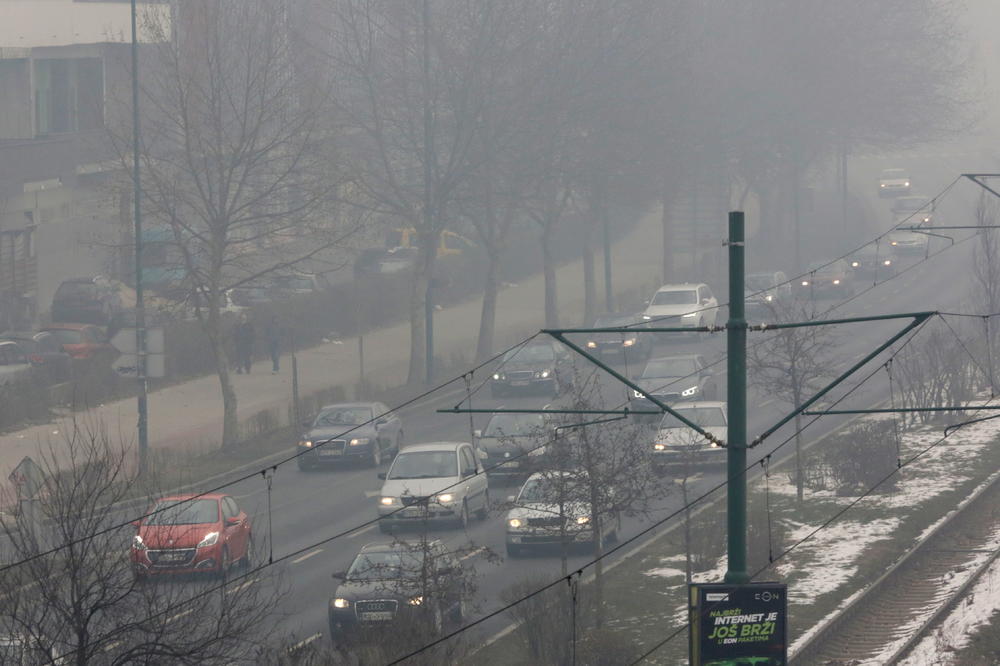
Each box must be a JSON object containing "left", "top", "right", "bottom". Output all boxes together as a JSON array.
[{"left": 130, "top": 0, "right": 149, "bottom": 476}]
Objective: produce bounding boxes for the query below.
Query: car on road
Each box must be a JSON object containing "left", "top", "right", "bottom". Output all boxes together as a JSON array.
[
  {"left": 583, "top": 313, "right": 652, "bottom": 362},
  {"left": 50, "top": 276, "right": 122, "bottom": 326},
  {"left": 745, "top": 271, "right": 790, "bottom": 321},
  {"left": 799, "top": 259, "right": 854, "bottom": 298},
  {"left": 377, "top": 442, "right": 489, "bottom": 532},
  {"left": 474, "top": 412, "right": 551, "bottom": 481},
  {"left": 878, "top": 168, "right": 911, "bottom": 198},
  {"left": 328, "top": 540, "right": 465, "bottom": 642},
  {"left": 0, "top": 340, "right": 32, "bottom": 385},
  {"left": 651, "top": 401, "right": 728, "bottom": 468},
  {"left": 490, "top": 340, "right": 573, "bottom": 398},
  {"left": 632, "top": 353, "right": 718, "bottom": 407},
  {"left": 641, "top": 283, "right": 719, "bottom": 338},
  {"left": 848, "top": 244, "right": 897, "bottom": 281},
  {"left": 887, "top": 225, "right": 929, "bottom": 255},
  {"left": 892, "top": 195, "right": 934, "bottom": 223},
  {"left": 297, "top": 402, "right": 403, "bottom": 470},
  {"left": 0, "top": 334, "right": 71, "bottom": 381},
  {"left": 37, "top": 323, "right": 115, "bottom": 360},
  {"left": 504, "top": 471, "right": 620, "bottom": 557},
  {"left": 131, "top": 493, "right": 252, "bottom": 578}
]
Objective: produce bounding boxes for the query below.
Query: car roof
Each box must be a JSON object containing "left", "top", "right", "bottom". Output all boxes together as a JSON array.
[
  {"left": 524, "top": 470, "right": 577, "bottom": 482},
  {"left": 359, "top": 539, "right": 442, "bottom": 554},
  {"left": 395, "top": 441, "right": 468, "bottom": 453},
  {"left": 318, "top": 402, "right": 378, "bottom": 411},
  {"left": 647, "top": 353, "right": 701, "bottom": 361},
  {"left": 670, "top": 400, "right": 727, "bottom": 409},
  {"left": 655, "top": 283, "right": 703, "bottom": 291}
]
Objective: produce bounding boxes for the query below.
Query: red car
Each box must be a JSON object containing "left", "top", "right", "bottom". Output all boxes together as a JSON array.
[
  {"left": 37, "top": 323, "right": 115, "bottom": 360},
  {"left": 131, "top": 493, "right": 252, "bottom": 577}
]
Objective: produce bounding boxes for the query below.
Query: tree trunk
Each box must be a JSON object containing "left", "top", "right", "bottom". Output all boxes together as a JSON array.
[
  {"left": 207, "top": 305, "right": 238, "bottom": 449},
  {"left": 541, "top": 225, "right": 558, "bottom": 328},
  {"left": 591, "top": 494, "right": 605, "bottom": 629},
  {"left": 476, "top": 249, "right": 500, "bottom": 361},
  {"left": 661, "top": 183, "right": 675, "bottom": 283},
  {"left": 407, "top": 256, "right": 430, "bottom": 385},
  {"left": 582, "top": 229, "right": 596, "bottom": 326},
  {"left": 794, "top": 412, "right": 804, "bottom": 502}
]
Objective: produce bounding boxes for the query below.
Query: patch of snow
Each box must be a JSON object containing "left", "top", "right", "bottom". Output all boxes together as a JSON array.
[{"left": 644, "top": 566, "right": 686, "bottom": 579}]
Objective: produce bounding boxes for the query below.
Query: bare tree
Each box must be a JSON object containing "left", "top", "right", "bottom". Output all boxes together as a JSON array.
[
  {"left": 108, "top": 0, "right": 357, "bottom": 448},
  {"left": 0, "top": 423, "right": 283, "bottom": 664},
  {"left": 748, "top": 301, "right": 837, "bottom": 501}
]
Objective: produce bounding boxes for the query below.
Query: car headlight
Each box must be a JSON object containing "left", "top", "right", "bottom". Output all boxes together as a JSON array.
[
  {"left": 711, "top": 441, "right": 721, "bottom": 448},
  {"left": 492, "top": 373, "right": 503, "bottom": 381},
  {"left": 349, "top": 437, "right": 370, "bottom": 446},
  {"left": 408, "top": 596, "right": 424, "bottom": 606},
  {"left": 622, "top": 338, "right": 635, "bottom": 347},
  {"left": 801, "top": 280, "right": 809, "bottom": 286},
  {"left": 642, "top": 315, "right": 651, "bottom": 320},
  {"left": 923, "top": 216, "right": 930, "bottom": 223},
  {"left": 197, "top": 532, "right": 219, "bottom": 549},
  {"left": 832, "top": 279, "right": 840, "bottom": 285},
  {"left": 508, "top": 518, "right": 522, "bottom": 528},
  {"left": 654, "top": 443, "right": 665, "bottom": 451},
  {"left": 333, "top": 598, "right": 350, "bottom": 609},
  {"left": 765, "top": 294, "right": 773, "bottom": 302},
  {"left": 851, "top": 261, "right": 859, "bottom": 268},
  {"left": 380, "top": 496, "right": 396, "bottom": 506},
  {"left": 576, "top": 516, "right": 590, "bottom": 525},
  {"left": 681, "top": 312, "right": 698, "bottom": 318},
  {"left": 299, "top": 440, "right": 313, "bottom": 448},
  {"left": 904, "top": 181, "right": 910, "bottom": 187},
  {"left": 435, "top": 493, "right": 454, "bottom": 503},
  {"left": 880, "top": 183, "right": 886, "bottom": 187},
  {"left": 586, "top": 341, "right": 597, "bottom": 348},
  {"left": 132, "top": 534, "right": 146, "bottom": 551},
  {"left": 537, "top": 370, "right": 550, "bottom": 378},
  {"left": 884, "top": 259, "right": 892, "bottom": 266},
  {"left": 681, "top": 386, "right": 699, "bottom": 397},
  {"left": 891, "top": 240, "right": 898, "bottom": 246}
]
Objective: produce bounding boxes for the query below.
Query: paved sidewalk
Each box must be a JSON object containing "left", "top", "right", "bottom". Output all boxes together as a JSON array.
[{"left": 0, "top": 206, "right": 668, "bottom": 493}]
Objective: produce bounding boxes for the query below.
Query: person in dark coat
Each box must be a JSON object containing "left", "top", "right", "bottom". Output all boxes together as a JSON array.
[
  {"left": 234, "top": 313, "right": 255, "bottom": 374},
  {"left": 265, "top": 315, "right": 281, "bottom": 374}
]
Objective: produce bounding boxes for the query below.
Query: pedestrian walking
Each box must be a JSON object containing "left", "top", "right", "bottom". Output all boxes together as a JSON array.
[
  {"left": 234, "top": 313, "right": 255, "bottom": 374},
  {"left": 265, "top": 315, "right": 282, "bottom": 374}
]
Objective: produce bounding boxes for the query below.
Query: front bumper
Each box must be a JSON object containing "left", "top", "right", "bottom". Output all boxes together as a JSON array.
[
  {"left": 506, "top": 527, "right": 595, "bottom": 548},
  {"left": 377, "top": 501, "right": 460, "bottom": 526},
  {"left": 298, "top": 439, "right": 374, "bottom": 464},
  {"left": 131, "top": 544, "right": 223, "bottom": 575},
  {"left": 879, "top": 184, "right": 910, "bottom": 198},
  {"left": 491, "top": 377, "right": 556, "bottom": 394},
  {"left": 652, "top": 445, "right": 725, "bottom": 467},
  {"left": 329, "top": 599, "right": 414, "bottom": 636}
]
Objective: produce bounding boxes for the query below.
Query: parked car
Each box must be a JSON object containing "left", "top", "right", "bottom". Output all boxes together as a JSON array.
[
  {"left": 297, "top": 402, "right": 403, "bottom": 470},
  {"left": 651, "top": 401, "right": 728, "bottom": 468},
  {"left": 584, "top": 313, "right": 652, "bottom": 362},
  {"left": 376, "top": 247, "right": 419, "bottom": 275},
  {"left": 131, "top": 493, "right": 252, "bottom": 578},
  {"left": 799, "top": 259, "right": 854, "bottom": 298},
  {"left": 641, "top": 283, "right": 719, "bottom": 338},
  {"left": 849, "top": 244, "right": 897, "bottom": 280},
  {"left": 328, "top": 540, "right": 465, "bottom": 642},
  {"left": 474, "top": 412, "right": 551, "bottom": 481},
  {"left": 37, "top": 324, "right": 115, "bottom": 360},
  {"left": 504, "top": 471, "right": 620, "bottom": 557},
  {"left": 376, "top": 442, "right": 489, "bottom": 532},
  {"left": 0, "top": 340, "right": 32, "bottom": 385},
  {"left": 632, "top": 354, "right": 719, "bottom": 407},
  {"left": 878, "top": 168, "right": 911, "bottom": 198},
  {"left": 51, "top": 276, "right": 122, "bottom": 326},
  {"left": 0, "top": 334, "right": 70, "bottom": 383},
  {"left": 490, "top": 340, "right": 573, "bottom": 398},
  {"left": 269, "top": 272, "right": 331, "bottom": 295}
]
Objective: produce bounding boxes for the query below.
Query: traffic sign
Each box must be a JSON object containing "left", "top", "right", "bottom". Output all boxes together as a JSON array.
[
  {"left": 114, "top": 353, "right": 165, "bottom": 378},
  {"left": 9, "top": 456, "right": 45, "bottom": 499},
  {"left": 111, "top": 327, "right": 164, "bottom": 355}
]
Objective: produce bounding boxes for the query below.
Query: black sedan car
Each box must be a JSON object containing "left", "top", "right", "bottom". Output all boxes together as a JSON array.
[
  {"left": 297, "top": 402, "right": 403, "bottom": 470},
  {"left": 631, "top": 354, "right": 718, "bottom": 409},
  {"left": 583, "top": 313, "right": 651, "bottom": 362},
  {"left": 474, "top": 412, "right": 552, "bottom": 480},
  {"left": 799, "top": 259, "right": 854, "bottom": 298},
  {"left": 848, "top": 245, "right": 897, "bottom": 281},
  {"left": 490, "top": 340, "right": 573, "bottom": 398},
  {"left": 328, "top": 540, "right": 465, "bottom": 643}
]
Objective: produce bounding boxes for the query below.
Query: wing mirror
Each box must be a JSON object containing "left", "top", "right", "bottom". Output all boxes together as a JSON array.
[
  {"left": 332, "top": 571, "right": 347, "bottom": 581},
  {"left": 473, "top": 429, "right": 482, "bottom": 439},
  {"left": 506, "top": 495, "right": 516, "bottom": 503},
  {"left": 225, "top": 517, "right": 241, "bottom": 526}
]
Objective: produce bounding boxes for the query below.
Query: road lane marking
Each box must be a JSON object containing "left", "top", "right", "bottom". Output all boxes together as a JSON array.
[
  {"left": 291, "top": 548, "right": 323, "bottom": 564},
  {"left": 226, "top": 577, "right": 258, "bottom": 595},
  {"left": 289, "top": 633, "right": 323, "bottom": 651},
  {"left": 758, "top": 399, "right": 774, "bottom": 408},
  {"left": 348, "top": 524, "right": 376, "bottom": 538},
  {"left": 167, "top": 608, "right": 194, "bottom": 623},
  {"left": 459, "top": 546, "right": 486, "bottom": 561}
]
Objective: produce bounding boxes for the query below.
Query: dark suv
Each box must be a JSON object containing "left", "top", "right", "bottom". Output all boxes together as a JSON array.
[
  {"left": 51, "top": 277, "right": 121, "bottom": 325},
  {"left": 328, "top": 540, "right": 465, "bottom": 644},
  {"left": 631, "top": 354, "right": 718, "bottom": 408},
  {"left": 490, "top": 340, "right": 573, "bottom": 398}
]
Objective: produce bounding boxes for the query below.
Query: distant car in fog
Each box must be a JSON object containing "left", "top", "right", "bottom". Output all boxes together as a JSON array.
[
  {"left": 799, "top": 259, "right": 853, "bottom": 298},
  {"left": 376, "top": 247, "right": 419, "bottom": 275},
  {"left": 584, "top": 313, "right": 651, "bottom": 361},
  {"left": 745, "top": 271, "right": 789, "bottom": 320},
  {"left": 886, "top": 228, "right": 929, "bottom": 255},
  {"left": 51, "top": 277, "right": 122, "bottom": 326},
  {"left": 474, "top": 412, "right": 551, "bottom": 480},
  {"left": 296, "top": 402, "right": 402, "bottom": 470},
  {"left": 632, "top": 353, "right": 718, "bottom": 407},
  {"left": 849, "top": 245, "right": 897, "bottom": 280},
  {"left": 0, "top": 340, "right": 32, "bottom": 385},
  {"left": 269, "top": 272, "right": 331, "bottom": 295},
  {"left": 0, "top": 334, "right": 71, "bottom": 381},
  {"left": 878, "top": 168, "right": 911, "bottom": 198},
  {"left": 641, "top": 283, "right": 719, "bottom": 337},
  {"left": 651, "top": 401, "right": 728, "bottom": 468},
  {"left": 37, "top": 323, "right": 115, "bottom": 360},
  {"left": 490, "top": 340, "right": 573, "bottom": 398},
  {"left": 892, "top": 195, "right": 934, "bottom": 223}
]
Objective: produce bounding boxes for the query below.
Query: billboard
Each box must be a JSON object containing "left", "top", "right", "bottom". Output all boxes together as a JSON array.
[{"left": 689, "top": 582, "right": 787, "bottom": 666}]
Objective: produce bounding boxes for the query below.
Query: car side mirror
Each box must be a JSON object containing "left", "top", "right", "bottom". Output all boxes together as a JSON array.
[
  {"left": 473, "top": 429, "right": 482, "bottom": 439},
  {"left": 463, "top": 467, "right": 477, "bottom": 478},
  {"left": 377, "top": 472, "right": 387, "bottom": 480},
  {"left": 131, "top": 520, "right": 141, "bottom": 529},
  {"left": 332, "top": 571, "right": 347, "bottom": 581},
  {"left": 506, "top": 495, "right": 516, "bottom": 503},
  {"left": 375, "top": 418, "right": 388, "bottom": 427},
  {"left": 225, "top": 516, "right": 241, "bottom": 526}
]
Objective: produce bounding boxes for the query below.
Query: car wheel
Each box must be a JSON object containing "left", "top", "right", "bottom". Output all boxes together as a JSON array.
[
  {"left": 240, "top": 534, "right": 253, "bottom": 569},
  {"left": 458, "top": 501, "right": 470, "bottom": 531},
  {"left": 370, "top": 442, "right": 382, "bottom": 467},
  {"left": 476, "top": 489, "right": 489, "bottom": 520},
  {"left": 506, "top": 544, "right": 523, "bottom": 558},
  {"left": 218, "top": 546, "right": 230, "bottom": 578},
  {"left": 395, "top": 432, "right": 403, "bottom": 455}
]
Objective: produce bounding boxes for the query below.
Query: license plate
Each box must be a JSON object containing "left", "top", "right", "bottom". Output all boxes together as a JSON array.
[
  {"left": 501, "top": 460, "right": 520, "bottom": 468},
  {"left": 360, "top": 611, "right": 393, "bottom": 621},
  {"left": 402, "top": 507, "right": 423, "bottom": 518},
  {"left": 319, "top": 449, "right": 342, "bottom": 456},
  {"left": 161, "top": 552, "right": 186, "bottom": 562},
  {"left": 511, "top": 380, "right": 530, "bottom": 386}
]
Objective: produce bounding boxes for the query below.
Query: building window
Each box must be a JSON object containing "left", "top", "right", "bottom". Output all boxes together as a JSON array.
[{"left": 34, "top": 58, "right": 104, "bottom": 136}]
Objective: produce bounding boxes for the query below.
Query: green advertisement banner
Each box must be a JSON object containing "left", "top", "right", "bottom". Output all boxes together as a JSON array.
[{"left": 689, "top": 582, "right": 787, "bottom": 666}]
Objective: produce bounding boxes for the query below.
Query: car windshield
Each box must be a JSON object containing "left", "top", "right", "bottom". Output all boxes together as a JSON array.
[
  {"left": 387, "top": 451, "right": 457, "bottom": 479},
  {"left": 43, "top": 330, "right": 83, "bottom": 345},
  {"left": 484, "top": 414, "right": 545, "bottom": 437},
  {"left": 146, "top": 499, "right": 219, "bottom": 525},
  {"left": 881, "top": 169, "right": 907, "bottom": 179},
  {"left": 55, "top": 282, "right": 97, "bottom": 299},
  {"left": 517, "top": 477, "right": 570, "bottom": 503},
  {"left": 314, "top": 407, "right": 373, "bottom": 427},
  {"left": 660, "top": 407, "right": 727, "bottom": 429},
  {"left": 642, "top": 357, "right": 697, "bottom": 378},
  {"left": 745, "top": 275, "right": 775, "bottom": 292},
  {"left": 592, "top": 314, "right": 635, "bottom": 328},
  {"left": 503, "top": 345, "right": 555, "bottom": 363},
  {"left": 346, "top": 551, "right": 420, "bottom": 582},
  {"left": 651, "top": 289, "right": 697, "bottom": 306}
]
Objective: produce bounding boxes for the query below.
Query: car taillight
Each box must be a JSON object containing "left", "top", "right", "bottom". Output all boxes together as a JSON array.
[{"left": 29, "top": 354, "right": 44, "bottom": 364}]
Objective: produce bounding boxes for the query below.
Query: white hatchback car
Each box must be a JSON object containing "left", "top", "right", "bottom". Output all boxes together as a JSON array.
[
  {"left": 377, "top": 442, "right": 489, "bottom": 532},
  {"left": 879, "top": 168, "right": 911, "bottom": 198},
  {"left": 642, "top": 283, "right": 719, "bottom": 337},
  {"left": 652, "top": 401, "right": 728, "bottom": 468}
]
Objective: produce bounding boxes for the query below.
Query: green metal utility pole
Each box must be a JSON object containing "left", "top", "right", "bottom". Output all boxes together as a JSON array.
[{"left": 725, "top": 211, "right": 749, "bottom": 584}]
